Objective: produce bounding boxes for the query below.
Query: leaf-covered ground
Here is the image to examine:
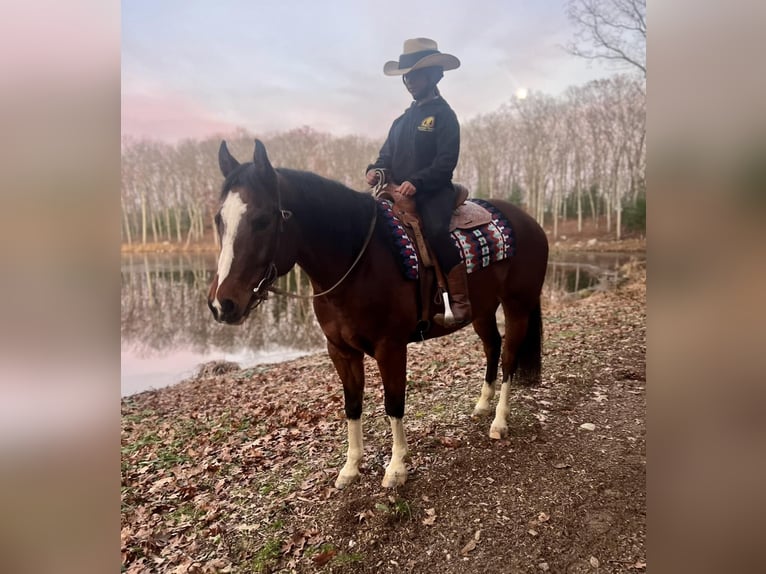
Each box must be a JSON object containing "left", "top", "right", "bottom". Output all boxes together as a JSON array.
[{"left": 122, "top": 261, "right": 646, "bottom": 573}]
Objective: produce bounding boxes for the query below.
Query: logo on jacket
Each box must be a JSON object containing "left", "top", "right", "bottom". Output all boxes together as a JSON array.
[{"left": 418, "top": 116, "right": 435, "bottom": 132}]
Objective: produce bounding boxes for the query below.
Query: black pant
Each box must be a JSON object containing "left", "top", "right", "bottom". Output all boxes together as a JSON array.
[{"left": 415, "top": 185, "right": 462, "bottom": 273}]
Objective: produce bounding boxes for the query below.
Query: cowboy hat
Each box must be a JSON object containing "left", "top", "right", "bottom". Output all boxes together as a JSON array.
[{"left": 383, "top": 38, "right": 460, "bottom": 76}]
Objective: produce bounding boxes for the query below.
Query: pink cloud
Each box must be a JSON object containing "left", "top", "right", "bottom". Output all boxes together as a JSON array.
[{"left": 121, "top": 91, "right": 241, "bottom": 143}]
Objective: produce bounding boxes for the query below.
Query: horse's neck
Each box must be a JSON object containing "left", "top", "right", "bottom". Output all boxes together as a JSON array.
[{"left": 280, "top": 172, "right": 373, "bottom": 290}]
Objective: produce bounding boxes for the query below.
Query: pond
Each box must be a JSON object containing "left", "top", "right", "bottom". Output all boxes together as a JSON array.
[{"left": 121, "top": 250, "right": 642, "bottom": 396}]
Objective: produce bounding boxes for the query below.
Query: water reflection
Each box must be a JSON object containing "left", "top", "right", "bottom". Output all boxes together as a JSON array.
[
  {"left": 121, "top": 251, "right": 643, "bottom": 396},
  {"left": 121, "top": 252, "right": 325, "bottom": 396},
  {"left": 543, "top": 251, "right": 640, "bottom": 300}
]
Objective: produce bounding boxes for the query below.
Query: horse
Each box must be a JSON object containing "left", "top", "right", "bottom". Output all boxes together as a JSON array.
[{"left": 207, "top": 139, "right": 549, "bottom": 489}]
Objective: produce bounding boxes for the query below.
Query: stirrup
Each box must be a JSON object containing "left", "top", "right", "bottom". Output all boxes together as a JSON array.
[{"left": 434, "top": 291, "right": 470, "bottom": 327}]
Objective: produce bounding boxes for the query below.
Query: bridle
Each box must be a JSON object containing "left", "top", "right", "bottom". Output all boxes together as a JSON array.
[{"left": 247, "top": 174, "right": 379, "bottom": 304}]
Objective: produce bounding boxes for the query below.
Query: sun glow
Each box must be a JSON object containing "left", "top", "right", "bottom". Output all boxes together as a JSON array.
[{"left": 515, "top": 87, "right": 529, "bottom": 100}]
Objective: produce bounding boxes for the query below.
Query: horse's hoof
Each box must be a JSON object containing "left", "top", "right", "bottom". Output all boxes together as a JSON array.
[
  {"left": 472, "top": 405, "right": 492, "bottom": 417},
  {"left": 381, "top": 471, "right": 407, "bottom": 488},
  {"left": 335, "top": 472, "right": 359, "bottom": 489},
  {"left": 489, "top": 425, "right": 508, "bottom": 440}
]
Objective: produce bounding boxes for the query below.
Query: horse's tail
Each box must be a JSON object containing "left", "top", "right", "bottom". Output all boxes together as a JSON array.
[{"left": 516, "top": 301, "right": 543, "bottom": 386}]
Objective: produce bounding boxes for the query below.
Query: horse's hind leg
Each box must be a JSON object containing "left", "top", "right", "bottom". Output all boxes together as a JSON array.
[
  {"left": 490, "top": 304, "right": 530, "bottom": 440},
  {"left": 471, "top": 311, "right": 502, "bottom": 416},
  {"left": 328, "top": 341, "right": 366, "bottom": 489},
  {"left": 375, "top": 342, "right": 409, "bottom": 488}
]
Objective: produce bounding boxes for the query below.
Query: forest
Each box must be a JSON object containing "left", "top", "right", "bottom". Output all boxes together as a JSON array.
[{"left": 121, "top": 74, "right": 646, "bottom": 248}]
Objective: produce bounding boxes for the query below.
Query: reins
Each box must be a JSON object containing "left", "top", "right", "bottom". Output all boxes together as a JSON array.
[
  {"left": 265, "top": 204, "right": 377, "bottom": 299},
  {"left": 253, "top": 176, "right": 379, "bottom": 301}
]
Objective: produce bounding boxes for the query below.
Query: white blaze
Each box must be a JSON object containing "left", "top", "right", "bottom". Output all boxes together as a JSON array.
[{"left": 213, "top": 191, "right": 247, "bottom": 310}]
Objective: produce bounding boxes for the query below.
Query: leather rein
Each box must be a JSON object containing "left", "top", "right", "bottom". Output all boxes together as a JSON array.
[{"left": 251, "top": 175, "right": 379, "bottom": 302}]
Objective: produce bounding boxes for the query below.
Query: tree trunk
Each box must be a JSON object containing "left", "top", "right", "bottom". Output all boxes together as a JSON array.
[
  {"left": 140, "top": 191, "right": 147, "bottom": 245},
  {"left": 121, "top": 201, "right": 133, "bottom": 245},
  {"left": 605, "top": 192, "right": 612, "bottom": 233},
  {"left": 211, "top": 214, "right": 220, "bottom": 248},
  {"left": 164, "top": 207, "right": 172, "bottom": 242},
  {"left": 616, "top": 193, "right": 622, "bottom": 240},
  {"left": 184, "top": 205, "right": 194, "bottom": 248},
  {"left": 150, "top": 212, "right": 159, "bottom": 244},
  {"left": 175, "top": 207, "right": 183, "bottom": 243}
]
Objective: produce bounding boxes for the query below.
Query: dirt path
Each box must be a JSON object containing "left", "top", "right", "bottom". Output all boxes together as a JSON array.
[{"left": 121, "top": 263, "right": 646, "bottom": 573}]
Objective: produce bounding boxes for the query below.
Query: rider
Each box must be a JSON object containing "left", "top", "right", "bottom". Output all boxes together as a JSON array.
[{"left": 366, "top": 38, "right": 471, "bottom": 327}]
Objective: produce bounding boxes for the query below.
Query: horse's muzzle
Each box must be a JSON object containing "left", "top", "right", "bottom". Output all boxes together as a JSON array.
[
  {"left": 209, "top": 297, "right": 242, "bottom": 324},
  {"left": 208, "top": 292, "right": 264, "bottom": 325}
]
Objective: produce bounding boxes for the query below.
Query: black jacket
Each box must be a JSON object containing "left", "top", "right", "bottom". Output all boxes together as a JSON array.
[{"left": 367, "top": 96, "right": 460, "bottom": 193}]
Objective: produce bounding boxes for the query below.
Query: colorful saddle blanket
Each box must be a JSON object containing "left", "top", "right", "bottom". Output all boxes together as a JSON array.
[{"left": 376, "top": 198, "right": 515, "bottom": 280}]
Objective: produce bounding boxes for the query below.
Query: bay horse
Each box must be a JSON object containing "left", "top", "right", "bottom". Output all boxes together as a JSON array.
[{"left": 207, "top": 140, "right": 548, "bottom": 489}]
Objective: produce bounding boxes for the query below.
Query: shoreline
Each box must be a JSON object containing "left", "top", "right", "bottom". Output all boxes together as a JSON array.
[{"left": 120, "top": 235, "right": 646, "bottom": 255}]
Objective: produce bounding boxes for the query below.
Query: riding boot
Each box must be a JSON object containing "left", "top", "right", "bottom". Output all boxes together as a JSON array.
[{"left": 434, "top": 263, "right": 473, "bottom": 328}]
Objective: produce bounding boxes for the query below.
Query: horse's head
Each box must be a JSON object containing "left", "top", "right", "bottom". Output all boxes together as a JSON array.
[{"left": 207, "top": 139, "right": 285, "bottom": 324}]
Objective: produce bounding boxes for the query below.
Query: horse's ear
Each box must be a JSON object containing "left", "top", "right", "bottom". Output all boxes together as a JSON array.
[
  {"left": 218, "top": 141, "right": 240, "bottom": 177},
  {"left": 253, "top": 139, "right": 277, "bottom": 186}
]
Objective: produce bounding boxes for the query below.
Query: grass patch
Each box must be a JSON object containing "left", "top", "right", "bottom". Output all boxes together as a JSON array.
[
  {"left": 374, "top": 498, "right": 414, "bottom": 522},
  {"left": 251, "top": 537, "right": 281, "bottom": 573},
  {"left": 168, "top": 502, "right": 205, "bottom": 524},
  {"left": 333, "top": 551, "right": 364, "bottom": 566},
  {"left": 121, "top": 432, "right": 162, "bottom": 456}
]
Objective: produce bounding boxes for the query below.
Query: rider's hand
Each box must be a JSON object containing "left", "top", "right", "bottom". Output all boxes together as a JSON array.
[
  {"left": 397, "top": 181, "right": 417, "bottom": 196},
  {"left": 366, "top": 170, "right": 380, "bottom": 186}
]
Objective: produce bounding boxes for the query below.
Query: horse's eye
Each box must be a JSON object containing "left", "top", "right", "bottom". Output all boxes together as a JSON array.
[{"left": 251, "top": 215, "right": 271, "bottom": 231}]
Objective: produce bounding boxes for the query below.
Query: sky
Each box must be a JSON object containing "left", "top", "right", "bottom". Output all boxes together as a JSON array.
[{"left": 121, "top": 0, "right": 617, "bottom": 143}]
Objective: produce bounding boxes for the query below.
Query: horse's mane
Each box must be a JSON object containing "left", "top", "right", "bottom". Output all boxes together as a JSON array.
[
  {"left": 219, "top": 163, "right": 376, "bottom": 254},
  {"left": 277, "top": 168, "right": 377, "bottom": 251}
]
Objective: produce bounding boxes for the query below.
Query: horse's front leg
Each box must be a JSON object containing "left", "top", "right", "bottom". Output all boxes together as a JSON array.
[
  {"left": 376, "top": 342, "right": 409, "bottom": 488},
  {"left": 327, "top": 341, "right": 365, "bottom": 489}
]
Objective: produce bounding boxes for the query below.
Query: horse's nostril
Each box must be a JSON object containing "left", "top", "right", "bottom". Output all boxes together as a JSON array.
[{"left": 220, "top": 299, "right": 235, "bottom": 315}]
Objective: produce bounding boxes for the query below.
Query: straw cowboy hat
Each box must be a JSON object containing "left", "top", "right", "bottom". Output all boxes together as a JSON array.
[{"left": 383, "top": 38, "right": 460, "bottom": 76}]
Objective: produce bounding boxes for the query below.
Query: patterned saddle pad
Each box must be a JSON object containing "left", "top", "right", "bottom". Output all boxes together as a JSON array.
[{"left": 376, "top": 198, "right": 515, "bottom": 280}]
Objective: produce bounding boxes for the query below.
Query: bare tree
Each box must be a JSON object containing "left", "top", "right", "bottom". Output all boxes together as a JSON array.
[
  {"left": 121, "top": 75, "right": 645, "bottom": 246},
  {"left": 566, "top": 0, "right": 646, "bottom": 75}
]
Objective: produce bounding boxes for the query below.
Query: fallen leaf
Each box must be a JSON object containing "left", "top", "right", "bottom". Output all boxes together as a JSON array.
[
  {"left": 149, "top": 476, "right": 174, "bottom": 493},
  {"left": 312, "top": 549, "right": 337, "bottom": 566},
  {"left": 538, "top": 512, "right": 550, "bottom": 523},
  {"left": 460, "top": 538, "right": 477, "bottom": 555},
  {"left": 553, "top": 462, "right": 571, "bottom": 469},
  {"left": 580, "top": 422, "right": 596, "bottom": 431},
  {"left": 356, "top": 510, "right": 374, "bottom": 523},
  {"left": 589, "top": 556, "right": 600, "bottom": 567}
]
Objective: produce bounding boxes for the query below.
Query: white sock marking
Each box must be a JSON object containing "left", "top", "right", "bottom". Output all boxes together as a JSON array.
[
  {"left": 383, "top": 416, "right": 408, "bottom": 487},
  {"left": 490, "top": 381, "right": 511, "bottom": 439},
  {"left": 474, "top": 381, "right": 496, "bottom": 415},
  {"left": 336, "top": 418, "right": 363, "bottom": 488}
]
